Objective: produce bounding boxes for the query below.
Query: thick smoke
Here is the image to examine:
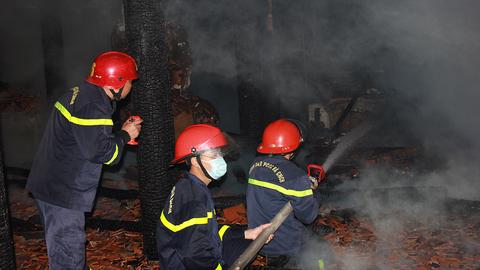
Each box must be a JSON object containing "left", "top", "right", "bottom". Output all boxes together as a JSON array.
[
  {"left": 362, "top": 0, "right": 480, "bottom": 199},
  {"left": 1, "top": 0, "right": 477, "bottom": 268},
  {"left": 166, "top": 0, "right": 480, "bottom": 194},
  {"left": 165, "top": 0, "right": 265, "bottom": 78},
  {"left": 325, "top": 1, "right": 480, "bottom": 268},
  {"left": 174, "top": 0, "right": 389, "bottom": 118},
  {"left": 164, "top": 0, "right": 480, "bottom": 268},
  {"left": 164, "top": 0, "right": 479, "bottom": 201}
]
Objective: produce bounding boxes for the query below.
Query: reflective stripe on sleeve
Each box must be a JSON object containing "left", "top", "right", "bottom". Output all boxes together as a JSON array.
[
  {"left": 215, "top": 263, "right": 222, "bottom": 270},
  {"left": 160, "top": 210, "right": 214, "bottom": 233},
  {"left": 318, "top": 259, "right": 325, "bottom": 270},
  {"left": 218, "top": 225, "right": 230, "bottom": 241},
  {"left": 248, "top": 178, "right": 313, "bottom": 197},
  {"left": 104, "top": 144, "right": 119, "bottom": 165},
  {"left": 55, "top": 102, "right": 113, "bottom": 126}
]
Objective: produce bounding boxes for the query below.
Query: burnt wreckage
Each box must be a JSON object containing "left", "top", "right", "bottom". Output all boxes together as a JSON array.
[{"left": 112, "top": 20, "right": 220, "bottom": 139}]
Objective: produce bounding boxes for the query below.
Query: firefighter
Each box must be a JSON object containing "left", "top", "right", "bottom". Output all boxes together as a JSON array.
[
  {"left": 246, "top": 119, "right": 319, "bottom": 268},
  {"left": 26, "top": 51, "right": 142, "bottom": 270},
  {"left": 156, "top": 124, "right": 271, "bottom": 270}
]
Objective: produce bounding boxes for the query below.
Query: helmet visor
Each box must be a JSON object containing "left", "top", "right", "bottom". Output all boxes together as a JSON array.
[{"left": 196, "top": 132, "right": 239, "bottom": 161}]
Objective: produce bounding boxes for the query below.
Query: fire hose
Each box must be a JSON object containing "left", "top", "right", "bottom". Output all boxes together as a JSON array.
[{"left": 228, "top": 201, "right": 294, "bottom": 270}]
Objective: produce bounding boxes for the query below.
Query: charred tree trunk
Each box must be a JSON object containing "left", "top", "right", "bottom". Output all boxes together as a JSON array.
[
  {"left": 41, "top": 1, "right": 65, "bottom": 101},
  {"left": 0, "top": 150, "right": 16, "bottom": 269},
  {"left": 124, "top": 0, "right": 174, "bottom": 260}
]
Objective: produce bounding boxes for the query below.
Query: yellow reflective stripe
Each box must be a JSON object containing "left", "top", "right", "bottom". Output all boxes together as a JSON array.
[
  {"left": 215, "top": 263, "right": 222, "bottom": 270},
  {"left": 104, "top": 144, "right": 119, "bottom": 165},
  {"left": 218, "top": 225, "right": 230, "bottom": 241},
  {"left": 248, "top": 178, "right": 313, "bottom": 197},
  {"left": 160, "top": 210, "right": 214, "bottom": 232},
  {"left": 318, "top": 259, "right": 325, "bottom": 270},
  {"left": 55, "top": 102, "right": 113, "bottom": 126}
]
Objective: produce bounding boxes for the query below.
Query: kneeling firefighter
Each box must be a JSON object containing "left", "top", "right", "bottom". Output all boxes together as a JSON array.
[
  {"left": 156, "top": 124, "right": 272, "bottom": 270},
  {"left": 246, "top": 119, "right": 322, "bottom": 268}
]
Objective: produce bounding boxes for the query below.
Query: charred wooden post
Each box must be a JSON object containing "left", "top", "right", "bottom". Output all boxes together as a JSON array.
[
  {"left": 0, "top": 150, "right": 16, "bottom": 270},
  {"left": 124, "top": 0, "right": 174, "bottom": 260}
]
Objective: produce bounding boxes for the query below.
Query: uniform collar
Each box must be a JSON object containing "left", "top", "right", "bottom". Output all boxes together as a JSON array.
[
  {"left": 98, "top": 86, "right": 113, "bottom": 105},
  {"left": 84, "top": 81, "right": 113, "bottom": 105},
  {"left": 186, "top": 171, "right": 209, "bottom": 189},
  {"left": 262, "top": 154, "right": 288, "bottom": 162}
]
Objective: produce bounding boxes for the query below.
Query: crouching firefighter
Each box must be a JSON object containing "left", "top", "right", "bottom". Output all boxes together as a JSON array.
[
  {"left": 26, "top": 51, "right": 142, "bottom": 270},
  {"left": 247, "top": 119, "right": 321, "bottom": 269},
  {"left": 156, "top": 124, "right": 272, "bottom": 270}
]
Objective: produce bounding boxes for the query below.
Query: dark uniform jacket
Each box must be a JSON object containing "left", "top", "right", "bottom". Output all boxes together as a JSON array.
[
  {"left": 247, "top": 155, "right": 319, "bottom": 256},
  {"left": 26, "top": 82, "right": 129, "bottom": 212},
  {"left": 156, "top": 172, "right": 246, "bottom": 270}
]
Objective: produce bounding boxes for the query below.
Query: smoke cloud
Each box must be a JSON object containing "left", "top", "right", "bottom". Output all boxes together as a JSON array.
[
  {"left": 165, "top": 0, "right": 480, "bottom": 196},
  {"left": 166, "top": 1, "right": 480, "bottom": 268},
  {"left": 1, "top": 0, "right": 478, "bottom": 268},
  {"left": 325, "top": 2, "right": 480, "bottom": 268},
  {"left": 362, "top": 0, "right": 480, "bottom": 199}
]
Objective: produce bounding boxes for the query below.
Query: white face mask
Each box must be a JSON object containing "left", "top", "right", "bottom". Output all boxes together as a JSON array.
[{"left": 204, "top": 157, "right": 227, "bottom": 180}]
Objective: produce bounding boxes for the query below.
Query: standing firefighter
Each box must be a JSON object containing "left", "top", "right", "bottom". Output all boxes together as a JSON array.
[
  {"left": 247, "top": 119, "right": 319, "bottom": 268},
  {"left": 156, "top": 124, "right": 271, "bottom": 269},
  {"left": 26, "top": 51, "right": 142, "bottom": 270}
]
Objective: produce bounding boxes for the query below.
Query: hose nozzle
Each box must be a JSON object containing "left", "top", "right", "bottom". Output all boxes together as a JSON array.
[{"left": 307, "top": 164, "right": 326, "bottom": 182}]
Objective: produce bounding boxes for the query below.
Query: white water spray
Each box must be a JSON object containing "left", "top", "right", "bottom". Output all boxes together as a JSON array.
[{"left": 322, "top": 123, "right": 373, "bottom": 172}]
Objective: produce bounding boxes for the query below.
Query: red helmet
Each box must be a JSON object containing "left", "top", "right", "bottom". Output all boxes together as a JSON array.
[
  {"left": 172, "top": 124, "right": 228, "bottom": 164},
  {"left": 257, "top": 119, "right": 303, "bottom": 154},
  {"left": 86, "top": 51, "right": 138, "bottom": 89}
]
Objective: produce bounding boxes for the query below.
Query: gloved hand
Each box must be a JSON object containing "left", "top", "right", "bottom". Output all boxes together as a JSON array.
[
  {"left": 122, "top": 116, "right": 143, "bottom": 140},
  {"left": 307, "top": 164, "right": 326, "bottom": 187},
  {"left": 308, "top": 176, "right": 319, "bottom": 190}
]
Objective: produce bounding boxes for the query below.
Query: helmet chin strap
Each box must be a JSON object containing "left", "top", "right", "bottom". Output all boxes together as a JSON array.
[
  {"left": 196, "top": 155, "right": 216, "bottom": 181},
  {"left": 109, "top": 87, "right": 124, "bottom": 101}
]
